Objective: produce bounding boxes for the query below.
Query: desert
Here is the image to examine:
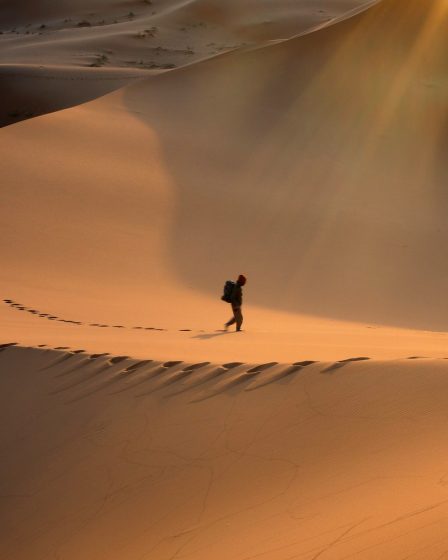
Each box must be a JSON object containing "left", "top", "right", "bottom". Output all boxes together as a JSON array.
[{"left": 1, "top": 0, "right": 448, "bottom": 558}]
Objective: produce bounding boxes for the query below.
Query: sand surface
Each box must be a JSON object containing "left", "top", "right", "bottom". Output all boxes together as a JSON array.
[
  {"left": 0, "top": 0, "right": 372, "bottom": 125},
  {"left": 3, "top": 345, "right": 448, "bottom": 560},
  {"left": 1, "top": 0, "right": 448, "bottom": 558}
]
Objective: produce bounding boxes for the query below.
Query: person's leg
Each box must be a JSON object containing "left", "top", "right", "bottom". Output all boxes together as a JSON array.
[
  {"left": 234, "top": 307, "right": 243, "bottom": 331},
  {"left": 225, "top": 307, "right": 237, "bottom": 328}
]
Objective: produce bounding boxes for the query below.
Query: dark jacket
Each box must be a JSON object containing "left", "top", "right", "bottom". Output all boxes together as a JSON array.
[{"left": 231, "top": 283, "right": 243, "bottom": 308}]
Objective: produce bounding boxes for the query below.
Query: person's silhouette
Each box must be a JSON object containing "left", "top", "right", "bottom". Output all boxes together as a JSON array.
[{"left": 224, "top": 274, "right": 246, "bottom": 332}]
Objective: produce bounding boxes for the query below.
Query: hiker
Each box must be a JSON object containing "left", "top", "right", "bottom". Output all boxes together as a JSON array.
[{"left": 223, "top": 274, "right": 247, "bottom": 332}]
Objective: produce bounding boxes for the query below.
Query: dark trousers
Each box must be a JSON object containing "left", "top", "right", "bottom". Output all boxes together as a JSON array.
[{"left": 226, "top": 306, "right": 243, "bottom": 330}]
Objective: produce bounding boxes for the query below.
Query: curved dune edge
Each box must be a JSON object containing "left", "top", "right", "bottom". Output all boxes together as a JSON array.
[
  {"left": 0, "top": 342, "right": 363, "bottom": 400},
  {"left": 245, "top": 0, "right": 382, "bottom": 48},
  {"left": 4, "top": 297, "right": 448, "bottom": 364},
  {"left": 0, "top": 343, "right": 441, "bottom": 396},
  {"left": 0, "top": 63, "right": 148, "bottom": 127},
  {"left": 3, "top": 343, "right": 448, "bottom": 559},
  {"left": 0, "top": 0, "right": 380, "bottom": 126}
]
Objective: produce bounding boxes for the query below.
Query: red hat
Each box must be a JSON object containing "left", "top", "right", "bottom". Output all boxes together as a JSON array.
[{"left": 237, "top": 274, "right": 247, "bottom": 285}]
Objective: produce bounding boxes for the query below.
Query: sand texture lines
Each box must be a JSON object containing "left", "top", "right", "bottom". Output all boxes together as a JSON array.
[{"left": 2, "top": 345, "right": 448, "bottom": 559}]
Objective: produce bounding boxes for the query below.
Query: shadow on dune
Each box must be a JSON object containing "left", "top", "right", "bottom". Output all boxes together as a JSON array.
[
  {"left": 123, "top": 0, "right": 448, "bottom": 331},
  {"left": 0, "top": 65, "right": 145, "bottom": 128},
  {"left": 192, "top": 331, "right": 234, "bottom": 340},
  {"left": 434, "top": 113, "right": 448, "bottom": 208}
]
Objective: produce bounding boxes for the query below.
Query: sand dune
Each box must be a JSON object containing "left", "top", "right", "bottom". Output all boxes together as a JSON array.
[
  {"left": 2, "top": 344, "right": 448, "bottom": 560},
  {"left": 1, "top": 0, "right": 448, "bottom": 558},
  {"left": 2, "top": 0, "right": 447, "bottom": 334},
  {"left": 117, "top": 0, "right": 447, "bottom": 330},
  {"left": 0, "top": 64, "right": 146, "bottom": 127},
  {"left": 0, "top": 0, "right": 371, "bottom": 125}
]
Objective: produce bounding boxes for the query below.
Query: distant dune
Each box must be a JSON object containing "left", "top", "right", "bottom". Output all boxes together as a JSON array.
[
  {"left": 1, "top": 0, "right": 448, "bottom": 558},
  {"left": 0, "top": 0, "right": 373, "bottom": 125}
]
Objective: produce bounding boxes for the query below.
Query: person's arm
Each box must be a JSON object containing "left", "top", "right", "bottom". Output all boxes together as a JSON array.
[{"left": 231, "top": 285, "right": 242, "bottom": 307}]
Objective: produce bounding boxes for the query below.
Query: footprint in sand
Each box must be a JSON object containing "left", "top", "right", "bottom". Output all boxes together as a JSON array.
[
  {"left": 247, "top": 361, "right": 318, "bottom": 392},
  {"left": 222, "top": 362, "right": 244, "bottom": 370},
  {"left": 321, "top": 357, "right": 370, "bottom": 373},
  {"left": 0, "top": 342, "right": 18, "bottom": 351},
  {"left": 109, "top": 356, "right": 129, "bottom": 364},
  {"left": 188, "top": 362, "right": 274, "bottom": 402},
  {"left": 124, "top": 360, "right": 152, "bottom": 372},
  {"left": 182, "top": 362, "right": 211, "bottom": 372},
  {"left": 246, "top": 362, "right": 278, "bottom": 374},
  {"left": 163, "top": 361, "right": 183, "bottom": 368},
  {"left": 3, "top": 298, "right": 198, "bottom": 334},
  {"left": 90, "top": 353, "right": 110, "bottom": 360},
  {"left": 139, "top": 362, "right": 213, "bottom": 397}
]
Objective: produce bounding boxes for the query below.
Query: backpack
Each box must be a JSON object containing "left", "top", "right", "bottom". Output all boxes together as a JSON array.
[{"left": 221, "top": 280, "right": 235, "bottom": 303}]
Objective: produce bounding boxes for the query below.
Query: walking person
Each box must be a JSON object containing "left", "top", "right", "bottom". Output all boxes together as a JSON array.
[{"left": 223, "top": 274, "right": 247, "bottom": 332}]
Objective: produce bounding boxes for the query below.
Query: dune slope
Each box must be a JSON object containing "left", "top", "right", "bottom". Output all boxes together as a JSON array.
[
  {"left": 118, "top": 0, "right": 448, "bottom": 331},
  {"left": 2, "top": 345, "right": 448, "bottom": 560},
  {"left": 0, "top": 0, "right": 374, "bottom": 125},
  {"left": 1, "top": 0, "right": 447, "bottom": 342}
]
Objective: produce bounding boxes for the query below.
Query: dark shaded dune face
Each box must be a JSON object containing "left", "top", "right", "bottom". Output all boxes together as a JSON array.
[
  {"left": 0, "top": 0, "right": 122, "bottom": 26},
  {"left": 0, "top": 0, "right": 375, "bottom": 126},
  {"left": 0, "top": 66, "right": 144, "bottom": 128},
  {"left": 124, "top": 0, "right": 448, "bottom": 330}
]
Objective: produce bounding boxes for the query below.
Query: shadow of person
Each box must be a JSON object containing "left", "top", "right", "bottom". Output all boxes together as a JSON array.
[{"left": 192, "top": 330, "right": 233, "bottom": 341}]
